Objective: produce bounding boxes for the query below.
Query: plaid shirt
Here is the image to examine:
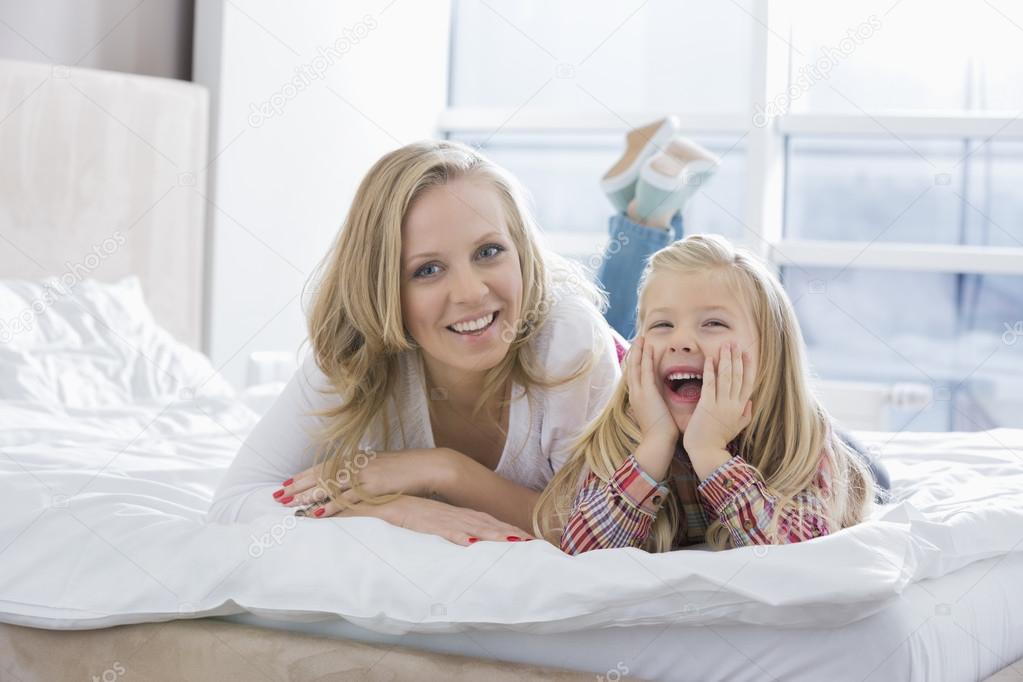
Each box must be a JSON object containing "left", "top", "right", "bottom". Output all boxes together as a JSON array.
[{"left": 560, "top": 439, "right": 834, "bottom": 555}]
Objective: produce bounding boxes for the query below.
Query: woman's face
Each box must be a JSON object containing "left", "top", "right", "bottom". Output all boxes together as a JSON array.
[
  {"left": 400, "top": 176, "right": 523, "bottom": 380},
  {"left": 637, "top": 268, "right": 759, "bottom": 433}
]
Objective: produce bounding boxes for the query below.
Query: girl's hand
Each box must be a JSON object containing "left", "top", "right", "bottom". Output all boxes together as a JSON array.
[
  {"left": 626, "top": 336, "right": 679, "bottom": 442},
  {"left": 683, "top": 341, "right": 755, "bottom": 457},
  {"left": 273, "top": 448, "right": 454, "bottom": 508},
  {"left": 310, "top": 495, "right": 536, "bottom": 546}
]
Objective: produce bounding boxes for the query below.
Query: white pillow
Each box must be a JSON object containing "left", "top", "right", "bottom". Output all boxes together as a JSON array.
[{"left": 0, "top": 276, "right": 233, "bottom": 406}]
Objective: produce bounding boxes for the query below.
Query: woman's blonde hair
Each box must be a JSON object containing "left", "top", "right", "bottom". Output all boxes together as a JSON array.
[
  {"left": 304, "top": 140, "right": 607, "bottom": 508},
  {"left": 534, "top": 233, "right": 876, "bottom": 551}
]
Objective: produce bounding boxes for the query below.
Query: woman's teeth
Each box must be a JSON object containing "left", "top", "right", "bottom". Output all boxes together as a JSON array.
[{"left": 448, "top": 311, "right": 497, "bottom": 334}]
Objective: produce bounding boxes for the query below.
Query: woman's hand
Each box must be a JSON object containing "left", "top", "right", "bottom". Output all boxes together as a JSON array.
[
  {"left": 626, "top": 335, "right": 679, "bottom": 442},
  {"left": 313, "top": 495, "right": 536, "bottom": 546},
  {"left": 683, "top": 341, "right": 754, "bottom": 457},
  {"left": 272, "top": 448, "right": 455, "bottom": 509}
]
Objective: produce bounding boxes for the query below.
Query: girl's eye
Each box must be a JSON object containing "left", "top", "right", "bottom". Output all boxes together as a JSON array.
[
  {"left": 651, "top": 322, "right": 672, "bottom": 329},
  {"left": 413, "top": 263, "right": 441, "bottom": 279},
  {"left": 705, "top": 320, "right": 727, "bottom": 327},
  {"left": 478, "top": 244, "right": 505, "bottom": 259}
]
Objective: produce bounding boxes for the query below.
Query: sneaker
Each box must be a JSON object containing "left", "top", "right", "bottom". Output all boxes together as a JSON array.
[
  {"left": 631, "top": 138, "right": 720, "bottom": 226},
  {"left": 600, "top": 116, "right": 679, "bottom": 213},
  {"left": 662, "top": 136, "right": 719, "bottom": 167}
]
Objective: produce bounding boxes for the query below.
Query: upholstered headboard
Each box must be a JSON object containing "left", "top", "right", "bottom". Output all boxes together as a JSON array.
[{"left": 0, "top": 59, "right": 208, "bottom": 350}]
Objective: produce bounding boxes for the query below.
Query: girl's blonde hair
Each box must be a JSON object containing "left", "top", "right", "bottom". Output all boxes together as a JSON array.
[
  {"left": 534, "top": 233, "right": 876, "bottom": 551},
  {"left": 304, "top": 140, "right": 607, "bottom": 507}
]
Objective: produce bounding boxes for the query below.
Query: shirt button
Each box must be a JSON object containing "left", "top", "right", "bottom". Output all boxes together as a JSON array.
[
  {"left": 651, "top": 495, "right": 662, "bottom": 505},
  {"left": 723, "top": 479, "right": 733, "bottom": 489}
]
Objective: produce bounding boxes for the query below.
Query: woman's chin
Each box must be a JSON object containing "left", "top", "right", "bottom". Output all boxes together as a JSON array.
[{"left": 446, "top": 343, "right": 508, "bottom": 373}]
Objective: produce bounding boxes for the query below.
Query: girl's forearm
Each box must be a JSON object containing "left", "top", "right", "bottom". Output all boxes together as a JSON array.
[
  {"left": 633, "top": 430, "right": 679, "bottom": 482},
  {"left": 434, "top": 449, "right": 541, "bottom": 532},
  {"left": 688, "top": 447, "right": 734, "bottom": 482}
]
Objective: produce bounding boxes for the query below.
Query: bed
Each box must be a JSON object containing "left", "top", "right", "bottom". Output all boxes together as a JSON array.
[{"left": 1, "top": 59, "right": 1022, "bottom": 682}]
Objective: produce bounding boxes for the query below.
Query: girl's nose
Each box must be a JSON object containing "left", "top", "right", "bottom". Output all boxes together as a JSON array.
[{"left": 668, "top": 335, "right": 694, "bottom": 354}]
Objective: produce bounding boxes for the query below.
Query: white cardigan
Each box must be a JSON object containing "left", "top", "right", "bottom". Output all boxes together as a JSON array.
[{"left": 207, "top": 295, "right": 622, "bottom": 523}]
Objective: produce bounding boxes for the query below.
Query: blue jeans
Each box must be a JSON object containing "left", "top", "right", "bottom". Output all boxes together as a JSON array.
[
  {"left": 593, "top": 211, "right": 892, "bottom": 500},
  {"left": 596, "top": 211, "right": 684, "bottom": 341}
]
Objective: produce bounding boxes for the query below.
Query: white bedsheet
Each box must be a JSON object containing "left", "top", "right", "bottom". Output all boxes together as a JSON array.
[
  {"left": 1, "top": 395, "right": 1022, "bottom": 680},
  {"left": 1, "top": 277, "right": 1022, "bottom": 680}
]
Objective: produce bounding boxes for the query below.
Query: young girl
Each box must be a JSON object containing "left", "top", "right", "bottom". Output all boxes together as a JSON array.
[
  {"left": 534, "top": 233, "right": 880, "bottom": 554},
  {"left": 208, "top": 141, "right": 623, "bottom": 545}
]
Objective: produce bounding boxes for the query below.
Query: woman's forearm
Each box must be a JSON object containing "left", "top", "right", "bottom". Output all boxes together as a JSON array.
[{"left": 435, "top": 449, "right": 541, "bottom": 533}]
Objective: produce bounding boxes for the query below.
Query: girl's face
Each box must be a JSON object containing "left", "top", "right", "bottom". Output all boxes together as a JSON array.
[
  {"left": 638, "top": 268, "right": 759, "bottom": 433},
  {"left": 400, "top": 176, "right": 523, "bottom": 381}
]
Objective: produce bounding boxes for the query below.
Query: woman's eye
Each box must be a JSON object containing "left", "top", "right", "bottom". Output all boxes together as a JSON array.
[
  {"left": 478, "top": 244, "right": 505, "bottom": 259},
  {"left": 413, "top": 263, "right": 441, "bottom": 279}
]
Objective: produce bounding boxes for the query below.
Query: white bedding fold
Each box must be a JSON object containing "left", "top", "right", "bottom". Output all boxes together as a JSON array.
[{"left": 2, "top": 394, "right": 1022, "bottom": 634}]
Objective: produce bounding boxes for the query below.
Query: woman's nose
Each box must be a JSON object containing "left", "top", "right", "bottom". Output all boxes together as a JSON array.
[{"left": 450, "top": 267, "right": 488, "bottom": 304}]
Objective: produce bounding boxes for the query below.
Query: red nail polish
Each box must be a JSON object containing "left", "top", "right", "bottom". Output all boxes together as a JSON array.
[
  {"left": 313, "top": 508, "right": 325, "bottom": 517},
  {"left": 280, "top": 495, "right": 294, "bottom": 504},
  {"left": 467, "top": 537, "right": 479, "bottom": 544},
  {"left": 272, "top": 489, "right": 284, "bottom": 499},
  {"left": 506, "top": 535, "right": 522, "bottom": 542},
  {"left": 282, "top": 478, "right": 294, "bottom": 486}
]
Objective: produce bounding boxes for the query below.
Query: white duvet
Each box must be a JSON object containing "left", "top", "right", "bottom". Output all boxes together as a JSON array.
[{"left": 2, "top": 277, "right": 1022, "bottom": 636}]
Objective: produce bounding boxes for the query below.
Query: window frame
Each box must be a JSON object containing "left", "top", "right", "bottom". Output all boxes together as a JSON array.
[{"left": 438, "top": 0, "right": 1023, "bottom": 277}]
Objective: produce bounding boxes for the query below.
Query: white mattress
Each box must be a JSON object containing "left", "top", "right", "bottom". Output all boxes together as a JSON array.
[
  {"left": 1, "top": 289, "right": 1021, "bottom": 682},
  {"left": 219, "top": 549, "right": 1023, "bottom": 681},
  {"left": 211, "top": 427, "right": 1023, "bottom": 681}
]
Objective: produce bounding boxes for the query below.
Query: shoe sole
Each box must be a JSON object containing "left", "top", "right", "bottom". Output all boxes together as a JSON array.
[
  {"left": 640, "top": 156, "right": 719, "bottom": 192},
  {"left": 663, "top": 137, "right": 721, "bottom": 166},
  {"left": 601, "top": 116, "right": 679, "bottom": 193}
]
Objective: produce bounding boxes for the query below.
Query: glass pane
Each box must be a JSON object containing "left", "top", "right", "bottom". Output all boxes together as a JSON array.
[
  {"left": 787, "top": 0, "right": 1023, "bottom": 114},
  {"left": 786, "top": 136, "right": 967, "bottom": 243},
  {"left": 965, "top": 141, "right": 1023, "bottom": 249},
  {"left": 783, "top": 266, "right": 1023, "bottom": 431},
  {"left": 450, "top": 0, "right": 752, "bottom": 114},
  {"left": 448, "top": 132, "right": 747, "bottom": 260}
]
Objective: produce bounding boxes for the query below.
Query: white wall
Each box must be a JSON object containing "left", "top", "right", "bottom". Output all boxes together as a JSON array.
[
  {"left": 0, "top": 0, "right": 193, "bottom": 79},
  {"left": 193, "top": 0, "right": 452, "bottom": 387}
]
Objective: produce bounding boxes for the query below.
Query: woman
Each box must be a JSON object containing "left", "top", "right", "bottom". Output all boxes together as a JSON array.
[{"left": 207, "top": 140, "right": 622, "bottom": 545}]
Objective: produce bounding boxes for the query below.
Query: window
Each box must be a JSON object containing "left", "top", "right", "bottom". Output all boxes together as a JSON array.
[
  {"left": 450, "top": 132, "right": 748, "bottom": 259},
  {"left": 443, "top": 0, "right": 1023, "bottom": 430},
  {"left": 448, "top": 1, "right": 752, "bottom": 114},
  {"left": 787, "top": 0, "right": 1023, "bottom": 114}
]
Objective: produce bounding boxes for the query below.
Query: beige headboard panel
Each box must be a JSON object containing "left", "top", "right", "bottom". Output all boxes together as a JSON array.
[{"left": 0, "top": 59, "right": 208, "bottom": 350}]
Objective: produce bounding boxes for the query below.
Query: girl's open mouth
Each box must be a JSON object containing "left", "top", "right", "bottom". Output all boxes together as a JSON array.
[{"left": 665, "top": 372, "right": 702, "bottom": 404}]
